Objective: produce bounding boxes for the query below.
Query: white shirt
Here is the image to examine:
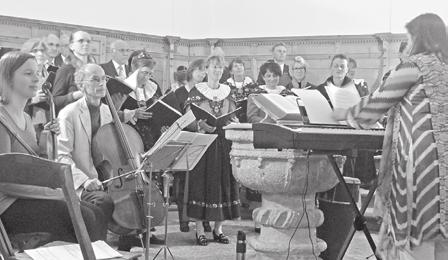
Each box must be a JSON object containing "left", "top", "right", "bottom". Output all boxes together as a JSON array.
[{"left": 112, "top": 60, "right": 126, "bottom": 79}]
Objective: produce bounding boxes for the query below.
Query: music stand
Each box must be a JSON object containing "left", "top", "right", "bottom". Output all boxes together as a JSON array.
[
  {"left": 143, "top": 132, "right": 217, "bottom": 260},
  {"left": 324, "top": 150, "right": 381, "bottom": 260}
]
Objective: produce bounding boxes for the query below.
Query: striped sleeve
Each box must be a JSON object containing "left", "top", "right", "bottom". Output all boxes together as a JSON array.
[{"left": 346, "top": 62, "right": 421, "bottom": 129}]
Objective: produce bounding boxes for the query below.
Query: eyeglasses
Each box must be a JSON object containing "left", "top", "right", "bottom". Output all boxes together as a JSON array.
[
  {"left": 47, "top": 43, "right": 60, "bottom": 48},
  {"left": 30, "top": 48, "right": 45, "bottom": 54},
  {"left": 136, "top": 52, "right": 152, "bottom": 59},
  {"left": 292, "top": 67, "right": 306, "bottom": 71},
  {"left": 85, "top": 76, "right": 108, "bottom": 84},
  {"left": 139, "top": 70, "right": 152, "bottom": 77},
  {"left": 76, "top": 39, "right": 91, "bottom": 44},
  {"left": 116, "top": 48, "right": 131, "bottom": 53}
]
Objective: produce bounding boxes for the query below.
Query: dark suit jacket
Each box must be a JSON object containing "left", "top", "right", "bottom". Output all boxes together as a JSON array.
[
  {"left": 52, "top": 64, "right": 78, "bottom": 114},
  {"left": 53, "top": 54, "right": 65, "bottom": 67},
  {"left": 100, "top": 60, "right": 130, "bottom": 78},
  {"left": 256, "top": 60, "right": 292, "bottom": 86},
  {"left": 313, "top": 76, "right": 376, "bottom": 185}
]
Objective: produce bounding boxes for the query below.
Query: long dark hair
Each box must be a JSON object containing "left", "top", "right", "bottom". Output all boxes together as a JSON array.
[{"left": 406, "top": 13, "right": 448, "bottom": 62}]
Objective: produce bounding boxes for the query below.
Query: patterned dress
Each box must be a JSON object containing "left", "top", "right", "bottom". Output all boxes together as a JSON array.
[
  {"left": 185, "top": 83, "right": 241, "bottom": 221},
  {"left": 345, "top": 53, "right": 448, "bottom": 258},
  {"left": 226, "top": 76, "right": 264, "bottom": 123}
]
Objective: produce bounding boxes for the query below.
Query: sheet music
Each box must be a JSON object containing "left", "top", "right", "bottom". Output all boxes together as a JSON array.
[
  {"left": 252, "top": 94, "right": 301, "bottom": 121},
  {"left": 291, "top": 89, "right": 341, "bottom": 125},
  {"left": 169, "top": 131, "right": 217, "bottom": 171},
  {"left": 144, "top": 110, "right": 196, "bottom": 158},
  {"left": 25, "top": 240, "right": 122, "bottom": 260},
  {"left": 325, "top": 84, "right": 361, "bottom": 109}
]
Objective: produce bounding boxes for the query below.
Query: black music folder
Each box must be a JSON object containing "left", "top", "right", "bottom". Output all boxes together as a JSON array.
[
  {"left": 190, "top": 103, "right": 241, "bottom": 127},
  {"left": 146, "top": 91, "right": 182, "bottom": 129},
  {"left": 46, "top": 64, "right": 59, "bottom": 73},
  {"left": 106, "top": 77, "right": 134, "bottom": 96}
]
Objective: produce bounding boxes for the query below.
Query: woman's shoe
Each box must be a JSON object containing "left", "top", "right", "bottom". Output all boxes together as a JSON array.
[
  {"left": 203, "top": 221, "right": 212, "bottom": 232},
  {"left": 196, "top": 233, "right": 208, "bottom": 246},
  {"left": 212, "top": 230, "right": 230, "bottom": 244},
  {"left": 180, "top": 222, "right": 190, "bottom": 232},
  {"left": 254, "top": 227, "right": 261, "bottom": 234}
]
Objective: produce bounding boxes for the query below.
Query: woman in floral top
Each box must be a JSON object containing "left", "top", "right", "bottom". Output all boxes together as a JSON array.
[{"left": 226, "top": 57, "right": 264, "bottom": 122}]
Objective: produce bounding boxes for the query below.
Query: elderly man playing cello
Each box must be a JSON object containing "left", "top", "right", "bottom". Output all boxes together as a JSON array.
[
  {"left": 57, "top": 64, "right": 114, "bottom": 225},
  {"left": 57, "top": 63, "right": 164, "bottom": 251}
]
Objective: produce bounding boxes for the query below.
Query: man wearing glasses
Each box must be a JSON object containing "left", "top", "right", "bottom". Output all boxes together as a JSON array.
[
  {"left": 52, "top": 31, "right": 95, "bottom": 113},
  {"left": 57, "top": 63, "right": 115, "bottom": 242},
  {"left": 100, "top": 40, "right": 131, "bottom": 80}
]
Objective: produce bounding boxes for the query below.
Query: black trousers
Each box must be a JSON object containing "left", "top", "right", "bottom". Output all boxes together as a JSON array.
[
  {"left": 1, "top": 199, "right": 107, "bottom": 242},
  {"left": 174, "top": 173, "right": 188, "bottom": 224},
  {"left": 81, "top": 190, "right": 114, "bottom": 224}
]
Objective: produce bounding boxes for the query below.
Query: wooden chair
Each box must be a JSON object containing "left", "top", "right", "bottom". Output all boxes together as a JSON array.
[{"left": 0, "top": 153, "right": 95, "bottom": 260}]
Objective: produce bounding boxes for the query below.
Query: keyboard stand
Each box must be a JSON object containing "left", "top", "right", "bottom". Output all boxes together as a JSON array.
[{"left": 325, "top": 150, "right": 382, "bottom": 260}]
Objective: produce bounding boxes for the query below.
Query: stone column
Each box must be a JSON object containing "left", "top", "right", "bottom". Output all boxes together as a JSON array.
[
  {"left": 164, "top": 36, "right": 180, "bottom": 92},
  {"left": 225, "top": 124, "right": 339, "bottom": 260}
]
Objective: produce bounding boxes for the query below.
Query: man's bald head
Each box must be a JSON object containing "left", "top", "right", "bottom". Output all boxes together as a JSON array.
[
  {"left": 110, "top": 39, "right": 130, "bottom": 65},
  {"left": 75, "top": 64, "right": 105, "bottom": 89},
  {"left": 46, "top": 34, "right": 60, "bottom": 58}
]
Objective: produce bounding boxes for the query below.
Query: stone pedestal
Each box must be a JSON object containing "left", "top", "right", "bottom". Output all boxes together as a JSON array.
[{"left": 225, "top": 124, "right": 338, "bottom": 260}]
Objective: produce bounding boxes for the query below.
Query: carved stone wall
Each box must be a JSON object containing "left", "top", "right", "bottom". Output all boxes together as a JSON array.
[{"left": 0, "top": 15, "right": 406, "bottom": 92}]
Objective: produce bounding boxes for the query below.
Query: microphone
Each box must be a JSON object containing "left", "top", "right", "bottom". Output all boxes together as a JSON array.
[{"left": 236, "top": 231, "right": 246, "bottom": 260}]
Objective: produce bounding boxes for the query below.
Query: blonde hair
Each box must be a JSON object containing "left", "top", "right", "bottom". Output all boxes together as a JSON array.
[
  {"left": 0, "top": 51, "right": 36, "bottom": 104},
  {"left": 20, "top": 38, "right": 48, "bottom": 53},
  {"left": 293, "top": 56, "right": 308, "bottom": 70},
  {"left": 206, "top": 47, "right": 226, "bottom": 67}
]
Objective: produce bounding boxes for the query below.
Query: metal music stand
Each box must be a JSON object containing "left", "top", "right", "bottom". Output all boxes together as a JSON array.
[
  {"left": 152, "top": 142, "right": 191, "bottom": 260},
  {"left": 324, "top": 150, "right": 381, "bottom": 260},
  {"left": 145, "top": 135, "right": 215, "bottom": 260}
]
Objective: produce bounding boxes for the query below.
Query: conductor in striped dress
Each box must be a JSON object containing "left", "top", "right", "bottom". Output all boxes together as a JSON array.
[{"left": 333, "top": 13, "right": 448, "bottom": 260}]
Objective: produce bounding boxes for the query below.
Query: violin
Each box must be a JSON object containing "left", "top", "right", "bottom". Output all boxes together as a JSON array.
[
  {"left": 39, "top": 72, "right": 58, "bottom": 160},
  {"left": 92, "top": 85, "right": 165, "bottom": 235}
]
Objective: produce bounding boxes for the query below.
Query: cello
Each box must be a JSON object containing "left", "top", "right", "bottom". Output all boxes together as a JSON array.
[{"left": 92, "top": 86, "right": 165, "bottom": 235}]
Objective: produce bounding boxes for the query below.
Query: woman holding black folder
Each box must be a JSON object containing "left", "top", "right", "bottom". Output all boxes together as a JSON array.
[
  {"left": 120, "top": 50, "right": 163, "bottom": 151},
  {"left": 185, "top": 54, "right": 240, "bottom": 246}
]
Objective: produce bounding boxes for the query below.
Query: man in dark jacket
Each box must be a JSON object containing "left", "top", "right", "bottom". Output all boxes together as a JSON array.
[
  {"left": 100, "top": 40, "right": 131, "bottom": 79},
  {"left": 257, "top": 42, "right": 291, "bottom": 86}
]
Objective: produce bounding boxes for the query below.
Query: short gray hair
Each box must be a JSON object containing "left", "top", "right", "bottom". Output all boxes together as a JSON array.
[{"left": 74, "top": 63, "right": 101, "bottom": 89}]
